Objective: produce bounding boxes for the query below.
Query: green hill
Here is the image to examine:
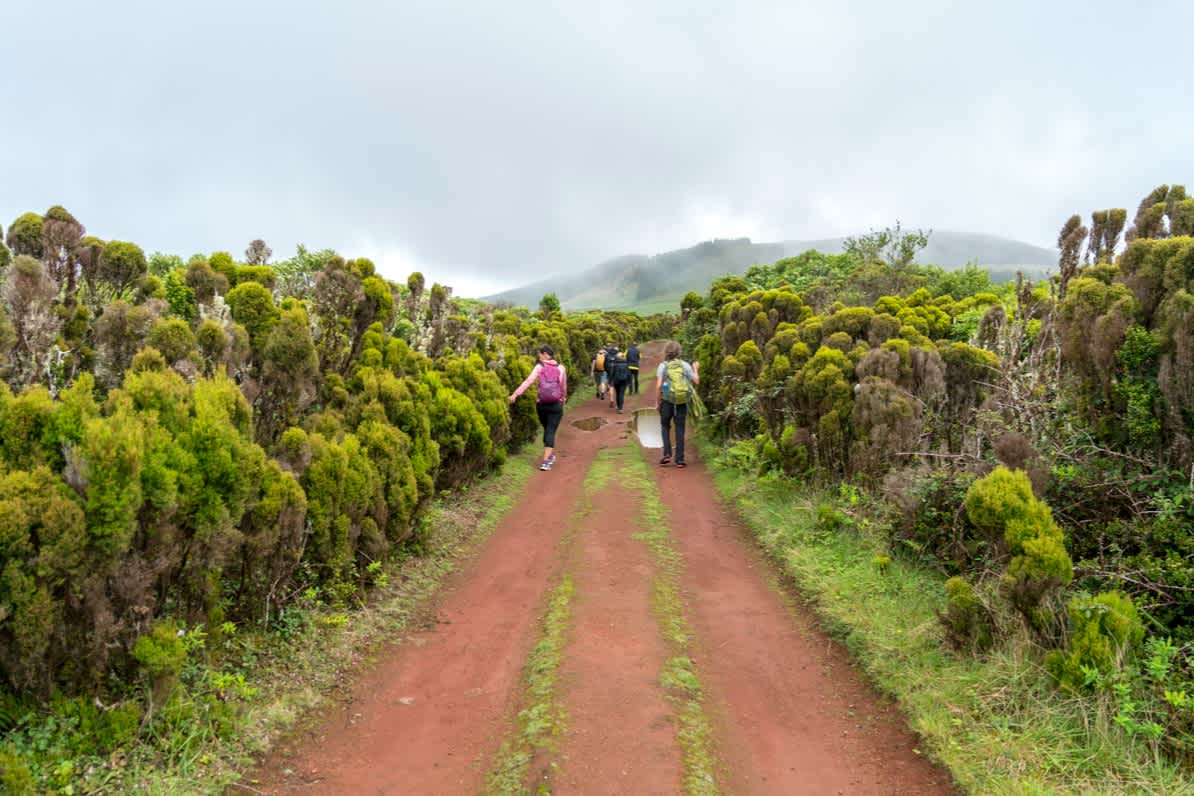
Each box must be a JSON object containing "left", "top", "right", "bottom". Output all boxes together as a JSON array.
[{"left": 485, "top": 231, "right": 1056, "bottom": 312}]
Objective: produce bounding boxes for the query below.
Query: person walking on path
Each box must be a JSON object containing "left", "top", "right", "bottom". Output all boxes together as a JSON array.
[
  {"left": 509, "top": 344, "right": 568, "bottom": 471},
  {"left": 603, "top": 341, "right": 620, "bottom": 376},
  {"left": 626, "top": 342, "right": 641, "bottom": 394},
  {"left": 655, "top": 341, "right": 699, "bottom": 468},
  {"left": 591, "top": 347, "right": 609, "bottom": 399},
  {"left": 608, "top": 352, "right": 631, "bottom": 413}
]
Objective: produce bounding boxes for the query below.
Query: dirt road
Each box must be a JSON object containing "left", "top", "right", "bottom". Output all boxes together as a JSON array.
[{"left": 247, "top": 344, "right": 954, "bottom": 794}]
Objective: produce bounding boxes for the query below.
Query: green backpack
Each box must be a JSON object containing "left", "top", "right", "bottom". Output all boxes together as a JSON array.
[{"left": 663, "top": 360, "right": 691, "bottom": 404}]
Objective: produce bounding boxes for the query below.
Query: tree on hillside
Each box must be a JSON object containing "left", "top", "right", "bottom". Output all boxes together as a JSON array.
[
  {"left": 843, "top": 221, "right": 931, "bottom": 269},
  {"left": 272, "top": 244, "right": 336, "bottom": 298},
  {"left": 1056, "top": 214, "right": 1087, "bottom": 299},
  {"left": 98, "top": 241, "right": 148, "bottom": 296},
  {"left": 3, "top": 255, "right": 59, "bottom": 385},
  {"left": 538, "top": 292, "right": 561, "bottom": 317},
  {"left": 40, "top": 206, "right": 85, "bottom": 302},
  {"left": 245, "top": 238, "right": 272, "bottom": 265},
  {"left": 1087, "top": 208, "right": 1127, "bottom": 264},
  {"left": 1127, "top": 184, "right": 1174, "bottom": 241}
]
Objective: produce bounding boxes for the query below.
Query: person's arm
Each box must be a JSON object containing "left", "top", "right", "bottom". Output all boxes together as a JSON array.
[
  {"left": 560, "top": 365, "right": 568, "bottom": 401},
  {"left": 654, "top": 363, "right": 664, "bottom": 405},
  {"left": 508, "top": 363, "right": 542, "bottom": 402},
  {"left": 689, "top": 360, "right": 700, "bottom": 386}
]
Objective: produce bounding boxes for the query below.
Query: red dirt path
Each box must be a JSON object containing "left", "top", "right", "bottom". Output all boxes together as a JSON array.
[
  {"left": 651, "top": 450, "right": 955, "bottom": 794},
  {"left": 248, "top": 382, "right": 626, "bottom": 794},
  {"left": 244, "top": 343, "right": 956, "bottom": 794},
  {"left": 553, "top": 479, "right": 683, "bottom": 795}
]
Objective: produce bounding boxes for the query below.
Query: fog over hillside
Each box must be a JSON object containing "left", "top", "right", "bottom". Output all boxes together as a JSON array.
[{"left": 486, "top": 231, "right": 1057, "bottom": 310}]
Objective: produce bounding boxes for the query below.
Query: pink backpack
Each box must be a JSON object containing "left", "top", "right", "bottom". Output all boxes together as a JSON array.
[{"left": 537, "top": 362, "right": 563, "bottom": 403}]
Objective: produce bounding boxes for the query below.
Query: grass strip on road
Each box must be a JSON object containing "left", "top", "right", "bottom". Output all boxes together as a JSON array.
[
  {"left": 485, "top": 450, "right": 614, "bottom": 794},
  {"left": 612, "top": 445, "right": 719, "bottom": 796},
  {"left": 485, "top": 576, "right": 576, "bottom": 795}
]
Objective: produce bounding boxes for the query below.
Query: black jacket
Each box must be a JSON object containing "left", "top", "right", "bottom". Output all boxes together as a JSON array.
[{"left": 608, "top": 359, "right": 630, "bottom": 384}]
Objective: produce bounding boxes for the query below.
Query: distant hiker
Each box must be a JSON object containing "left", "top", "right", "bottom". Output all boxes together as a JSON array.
[
  {"left": 509, "top": 344, "right": 568, "bottom": 471},
  {"left": 655, "top": 341, "right": 699, "bottom": 469},
  {"left": 604, "top": 341, "right": 620, "bottom": 379},
  {"left": 626, "top": 342, "right": 641, "bottom": 394},
  {"left": 591, "top": 347, "right": 608, "bottom": 399},
  {"left": 608, "top": 352, "right": 631, "bottom": 413}
]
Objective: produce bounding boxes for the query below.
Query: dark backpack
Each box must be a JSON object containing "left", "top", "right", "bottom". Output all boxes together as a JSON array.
[
  {"left": 610, "top": 359, "right": 630, "bottom": 384},
  {"left": 537, "top": 362, "right": 563, "bottom": 403}
]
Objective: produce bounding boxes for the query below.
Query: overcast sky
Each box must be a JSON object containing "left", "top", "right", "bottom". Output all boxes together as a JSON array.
[{"left": 2, "top": 1, "right": 1191, "bottom": 296}]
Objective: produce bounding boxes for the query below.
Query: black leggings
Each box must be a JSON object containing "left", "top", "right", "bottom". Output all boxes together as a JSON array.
[
  {"left": 537, "top": 401, "right": 564, "bottom": 447},
  {"left": 613, "top": 381, "right": 628, "bottom": 409},
  {"left": 629, "top": 368, "right": 639, "bottom": 393}
]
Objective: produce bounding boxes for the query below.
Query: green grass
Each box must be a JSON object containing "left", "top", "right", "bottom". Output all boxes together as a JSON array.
[
  {"left": 485, "top": 446, "right": 615, "bottom": 794},
  {"left": 3, "top": 451, "right": 539, "bottom": 795},
  {"left": 698, "top": 436, "right": 1194, "bottom": 795},
  {"left": 611, "top": 446, "right": 719, "bottom": 795},
  {"left": 485, "top": 576, "right": 575, "bottom": 795}
]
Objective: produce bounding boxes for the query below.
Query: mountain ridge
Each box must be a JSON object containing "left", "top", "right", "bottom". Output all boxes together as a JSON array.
[{"left": 485, "top": 230, "right": 1057, "bottom": 311}]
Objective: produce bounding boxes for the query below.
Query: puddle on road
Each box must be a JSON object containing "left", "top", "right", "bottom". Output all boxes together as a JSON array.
[
  {"left": 630, "top": 408, "right": 663, "bottom": 449},
  {"left": 571, "top": 417, "right": 607, "bottom": 431}
]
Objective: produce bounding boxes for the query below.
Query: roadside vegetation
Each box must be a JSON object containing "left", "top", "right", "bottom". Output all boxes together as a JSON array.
[
  {"left": 0, "top": 209, "right": 672, "bottom": 792},
  {"left": 4, "top": 180, "right": 1194, "bottom": 793},
  {"left": 684, "top": 184, "right": 1194, "bottom": 792}
]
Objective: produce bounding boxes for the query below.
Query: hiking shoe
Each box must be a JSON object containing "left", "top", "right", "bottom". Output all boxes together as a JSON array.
[
  {"left": 539, "top": 459, "right": 551, "bottom": 471},
  {"left": 659, "top": 456, "right": 671, "bottom": 466},
  {"left": 547, "top": 454, "right": 557, "bottom": 465},
  {"left": 676, "top": 461, "right": 687, "bottom": 469},
  {"left": 616, "top": 408, "right": 623, "bottom": 414}
]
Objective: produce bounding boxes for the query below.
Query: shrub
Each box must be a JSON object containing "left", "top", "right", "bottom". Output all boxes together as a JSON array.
[
  {"left": 965, "top": 467, "right": 1073, "bottom": 624},
  {"left": 1045, "top": 590, "right": 1145, "bottom": 691},
  {"left": 225, "top": 281, "right": 278, "bottom": 348},
  {"left": 148, "top": 318, "right": 196, "bottom": 363},
  {"left": 940, "top": 576, "right": 994, "bottom": 653},
  {"left": 132, "top": 620, "right": 187, "bottom": 708}
]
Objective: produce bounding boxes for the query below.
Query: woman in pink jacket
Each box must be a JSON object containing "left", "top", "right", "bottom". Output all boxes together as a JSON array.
[{"left": 508, "top": 344, "right": 568, "bottom": 471}]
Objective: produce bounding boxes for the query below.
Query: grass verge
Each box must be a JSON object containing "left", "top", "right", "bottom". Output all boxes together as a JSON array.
[
  {"left": 2, "top": 451, "right": 537, "bottom": 795},
  {"left": 608, "top": 445, "right": 719, "bottom": 795},
  {"left": 697, "top": 435, "right": 1194, "bottom": 795}
]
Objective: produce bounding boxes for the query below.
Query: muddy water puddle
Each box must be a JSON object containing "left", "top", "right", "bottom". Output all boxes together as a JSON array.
[
  {"left": 571, "top": 417, "right": 608, "bottom": 431},
  {"left": 630, "top": 408, "right": 663, "bottom": 448}
]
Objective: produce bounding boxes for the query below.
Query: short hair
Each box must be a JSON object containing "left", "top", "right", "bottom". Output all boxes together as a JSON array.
[{"left": 538, "top": 344, "right": 555, "bottom": 357}]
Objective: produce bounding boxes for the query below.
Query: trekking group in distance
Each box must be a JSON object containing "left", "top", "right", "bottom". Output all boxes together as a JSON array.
[{"left": 508, "top": 340, "right": 700, "bottom": 472}]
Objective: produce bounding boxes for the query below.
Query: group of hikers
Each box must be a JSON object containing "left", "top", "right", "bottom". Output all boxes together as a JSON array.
[
  {"left": 507, "top": 340, "right": 700, "bottom": 472},
  {"left": 590, "top": 340, "right": 641, "bottom": 412}
]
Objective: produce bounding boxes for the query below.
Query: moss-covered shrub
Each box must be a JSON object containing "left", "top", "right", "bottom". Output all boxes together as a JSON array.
[
  {"left": 940, "top": 576, "right": 994, "bottom": 653},
  {"left": 1045, "top": 590, "right": 1145, "bottom": 691},
  {"left": 965, "top": 467, "right": 1073, "bottom": 625}
]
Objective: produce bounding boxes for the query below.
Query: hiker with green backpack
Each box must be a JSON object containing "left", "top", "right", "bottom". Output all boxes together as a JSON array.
[{"left": 655, "top": 341, "right": 700, "bottom": 468}]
